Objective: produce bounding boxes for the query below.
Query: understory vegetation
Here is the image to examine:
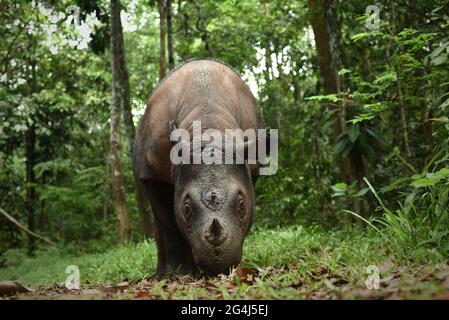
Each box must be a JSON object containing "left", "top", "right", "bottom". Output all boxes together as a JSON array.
[
  {"left": 2, "top": 225, "right": 449, "bottom": 299},
  {"left": 0, "top": 0, "right": 448, "bottom": 299}
]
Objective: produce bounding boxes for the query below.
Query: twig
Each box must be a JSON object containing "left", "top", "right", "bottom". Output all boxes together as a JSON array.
[
  {"left": 0, "top": 207, "right": 58, "bottom": 247},
  {"left": 394, "top": 152, "right": 417, "bottom": 174}
]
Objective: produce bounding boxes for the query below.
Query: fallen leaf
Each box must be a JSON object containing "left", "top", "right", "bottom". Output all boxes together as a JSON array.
[
  {"left": 318, "top": 267, "right": 329, "bottom": 275},
  {"left": 385, "top": 292, "right": 405, "bottom": 300},
  {"left": 233, "top": 267, "right": 258, "bottom": 285},
  {"left": 419, "top": 273, "right": 433, "bottom": 281},
  {"left": 432, "top": 292, "right": 449, "bottom": 300},
  {"left": 117, "top": 281, "right": 129, "bottom": 288},
  {"left": 102, "top": 282, "right": 128, "bottom": 294},
  {"left": 323, "top": 278, "right": 335, "bottom": 290},
  {"left": 306, "top": 271, "right": 319, "bottom": 282},
  {"left": 380, "top": 256, "right": 395, "bottom": 272},
  {"left": 135, "top": 290, "right": 151, "bottom": 298},
  {"left": 434, "top": 269, "right": 449, "bottom": 281},
  {"left": 442, "top": 277, "right": 449, "bottom": 289},
  {"left": 312, "top": 291, "right": 329, "bottom": 299},
  {"left": 139, "top": 280, "right": 152, "bottom": 289},
  {"left": 330, "top": 277, "right": 349, "bottom": 286},
  {"left": 290, "top": 279, "right": 305, "bottom": 289}
]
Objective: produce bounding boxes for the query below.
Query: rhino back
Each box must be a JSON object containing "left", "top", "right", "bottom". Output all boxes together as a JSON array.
[{"left": 134, "top": 59, "right": 260, "bottom": 183}]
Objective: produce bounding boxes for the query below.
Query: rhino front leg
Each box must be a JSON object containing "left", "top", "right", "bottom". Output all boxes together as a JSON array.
[{"left": 143, "top": 180, "right": 197, "bottom": 277}]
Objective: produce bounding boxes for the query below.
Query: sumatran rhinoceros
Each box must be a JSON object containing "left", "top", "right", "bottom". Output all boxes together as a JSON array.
[{"left": 134, "top": 59, "right": 277, "bottom": 276}]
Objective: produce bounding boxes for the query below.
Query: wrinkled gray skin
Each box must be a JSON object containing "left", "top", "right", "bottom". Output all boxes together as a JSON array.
[{"left": 134, "top": 59, "right": 263, "bottom": 276}]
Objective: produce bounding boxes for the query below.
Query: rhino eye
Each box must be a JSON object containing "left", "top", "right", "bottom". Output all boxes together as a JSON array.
[
  {"left": 237, "top": 197, "right": 246, "bottom": 221},
  {"left": 183, "top": 198, "right": 192, "bottom": 222}
]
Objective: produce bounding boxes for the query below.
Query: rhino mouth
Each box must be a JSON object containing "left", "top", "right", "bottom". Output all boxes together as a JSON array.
[{"left": 193, "top": 248, "right": 242, "bottom": 275}]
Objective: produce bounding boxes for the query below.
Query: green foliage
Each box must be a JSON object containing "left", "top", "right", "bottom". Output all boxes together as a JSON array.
[{"left": 364, "top": 161, "right": 449, "bottom": 263}]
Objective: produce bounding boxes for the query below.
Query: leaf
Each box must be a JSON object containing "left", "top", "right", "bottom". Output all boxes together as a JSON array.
[
  {"left": 438, "top": 98, "right": 449, "bottom": 110},
  {"left": 356, "top": 188, "right": 370, "bottom": 197},
  {"left": 410, "top": 177, "right": 438, "bottom": 187},
  {"left": 135, "top": 290, "right": 150, "bottom": 298},
  {"left": 305, "top": 94, "right": 340, "bottom": 102},
  {"left": 430, "top": 116, "right": 448, "bottom": 122},
  {"left": 432, "top": 292, "right": 449, "bottom": 300},
  {"left": 350, "top": 113, "right": 376, "bottom": 124},
  {"left": 436, "top": 168, "right": 449, "bottom": 179},
  {"left": 348, "top": 124, "right": 360, "bottom": 143},
  {"left": 331, "top": 183, "right": 348, "bottom": 197},
  {"left": 431, "top": 55, "right": 447, "bottom": 66},
  {"left": 430, "top": 44, "right": 446, "bottom": 59},
  {"left": 233, "top": 267, "right": 258, "bottom": 286},
  {"left": 341, "top": 143, "right": 353, "bottom": 157},
  {"left": 365, "top": 127, "right": 385, "bottom": 143},
  {"left": 13, "top": 124, "right": 27, "bottom": 132},
  {"left": 332, "top": 192, "right": 346, "bottom": 198},
  {"left": 374, "top": 70, "right": 397, "bottom": 84},
  {"left": 338, "top": 68, "right": 351, "bottom": 76},
  {"left": 334, "top": 138, "right": 349, "bottom": 155},
  {"left": 102, "top": 282, "right": 128, "bottom": 293},
  {"left": 351, "top": 31, "right": 382, "bottom": 42},
  {"left": 380, "top": 177, "right": 410, "bottom": 193}
]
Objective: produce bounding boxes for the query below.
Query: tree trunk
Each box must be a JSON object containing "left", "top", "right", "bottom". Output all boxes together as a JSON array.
[
  {"left": 159, "top": 0, "right": 167, "bottom": 80},
  {"left": 396, "top": 80, "right": 412, "bottom": 158},
  {"left": 25, "top": 123, "right": 36, "bottom": 256},
  {"left": 263, "top": 3, "right": 272, "bottom": 85},
  {"left": 420, "top": 85, "right": 433, "bottom": 152},
  {"left": 191, "top": 0, "right": 211, "bottom": 54},
  {"left": 39, "top": 171, "right": 47, "bottom": 232},
  {"left": 110, "top": 0, "right": 131, "bottom": 243},
  {"left": 111, "top": 0, "right": 155, "bottom": 238},
  {"left": 308, "top": 0, "right": 352, "bottom": 182},
  {"left": 292, "top": 73, "right": 301, "bottom": 108},
  {"left": 167, "top": 0, "right": 175, "bottom": 70},
  {"left": 308, "top": 0, "right": 368, "bottom": 216}
]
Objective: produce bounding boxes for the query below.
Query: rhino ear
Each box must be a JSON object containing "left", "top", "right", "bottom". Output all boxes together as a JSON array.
[
  {"left": 168, "top": 120, "right": 178, "bottom": 141},
  {"left": 168, "top": 120, "right": 189, "bottom": 146}
]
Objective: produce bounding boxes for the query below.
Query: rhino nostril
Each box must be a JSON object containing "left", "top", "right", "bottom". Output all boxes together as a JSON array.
[{"left": 205, "top": 218, "right": 227, "bottom": 245}]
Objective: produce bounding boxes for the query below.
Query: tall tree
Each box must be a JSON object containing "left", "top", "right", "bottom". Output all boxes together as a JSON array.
[
  {"left": 111, "top": 0, "right": 155, "bottom": 238},
  {"left": 25, "top": 54, "right": 38, "bottom": 256},
  {"left": 158, "top": 0, "right": 167, "bottom": 79},
  {"left": 308, "top": 0, "right": 366, "bottom": 188},
  {"left": 25, "top": 120, "right": 36, "bottom": 255},
  {"left": 263, "top": 2, "right": 272, "bottom": 86},
  {"left": 110, "top": 0, "right": 131, "bottom": 243},
  {"left": 167, "top": 0, "right": 175, "bottom": 70},
  {"left": 386, "top": 0, "right": 413, "bottom": 158}
]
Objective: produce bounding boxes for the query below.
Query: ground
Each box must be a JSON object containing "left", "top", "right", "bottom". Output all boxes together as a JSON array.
[{"left": 1, "top": 225, "right": 449, "bottom": 300}]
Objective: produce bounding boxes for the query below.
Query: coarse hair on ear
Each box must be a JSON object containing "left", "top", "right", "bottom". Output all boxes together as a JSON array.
[{"left": 168, "top": 120, "right": 178, "bottom": 141}]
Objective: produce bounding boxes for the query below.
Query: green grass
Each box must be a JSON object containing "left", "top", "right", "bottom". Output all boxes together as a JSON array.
[
  {"left": 1, "top": 225, "right": 448, "bottom": 299},
  {"left": 0, "top": 225, "right": 387, "bottom": 287},
  {"left": 0, "top": 240, "right": 157, "bottom": 286}
]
